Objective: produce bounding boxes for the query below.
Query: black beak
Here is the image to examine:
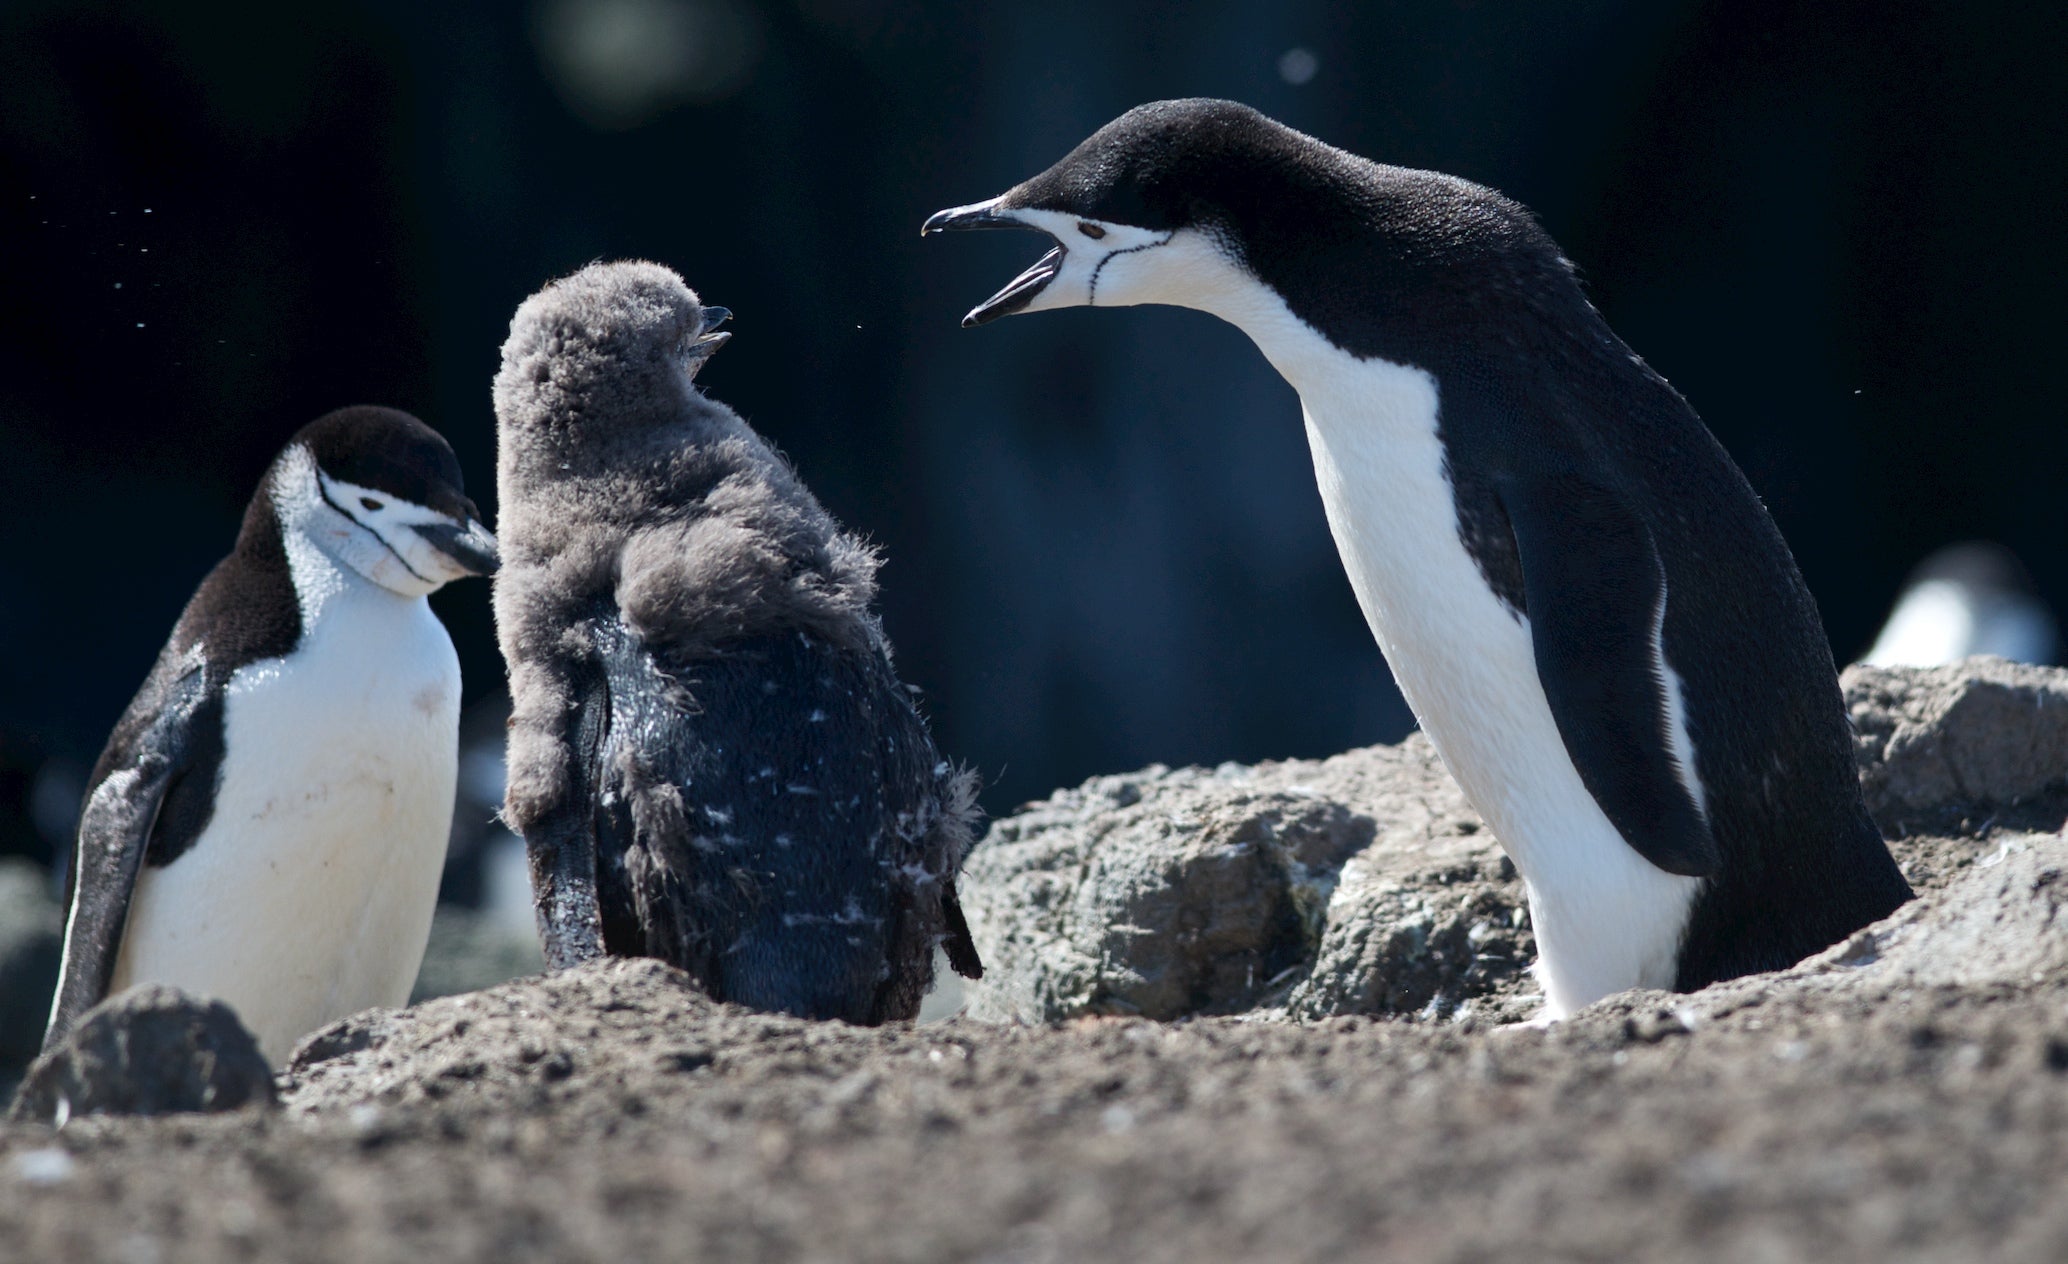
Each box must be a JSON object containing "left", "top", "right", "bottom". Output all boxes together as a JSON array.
[
  {"left": 921, "top": 198, "right": 1062, "bottom": 327},
  {"left": 921, "top": 201, "right": 1022, "bottom": 234},
  {"left": 689, "top": 306, "right": 732, "bottom": 363},
  {"left": 414, "top": 519, "right": 500, "bottom": 577}
]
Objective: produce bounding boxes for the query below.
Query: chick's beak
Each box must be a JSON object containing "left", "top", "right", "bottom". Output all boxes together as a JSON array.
[{"left": 689, "top": 305, "right": 732, "bottom": 362}]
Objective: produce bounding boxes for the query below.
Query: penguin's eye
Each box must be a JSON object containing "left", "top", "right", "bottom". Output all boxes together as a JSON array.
[
  {"left": 1077, "top": 222, "right": 1106, "bottom": 240},
  {"left": 360, "top": 497, "right": 384, "bottom": 512}
]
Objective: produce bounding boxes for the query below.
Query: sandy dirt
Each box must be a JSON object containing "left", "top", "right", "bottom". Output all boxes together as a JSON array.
[
  {"left": 4, "top": 837, "right": 2067, "bottom": 1264},
  {"left": 4, "top": 659, "right": 2066, "bottom": 1262}
]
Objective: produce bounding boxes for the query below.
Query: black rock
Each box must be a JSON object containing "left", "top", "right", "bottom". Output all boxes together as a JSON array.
[{"left": 9, "top": 984, "right": 277, "bottom": 1125}]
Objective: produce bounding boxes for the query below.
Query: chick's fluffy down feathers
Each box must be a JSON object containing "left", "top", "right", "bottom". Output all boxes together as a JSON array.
[
  {"left": 490, "top": 260, "right": 981, "bottom": 1020},
  {"left": 493, "top": 262, "right": 888, "bottom": 831}
]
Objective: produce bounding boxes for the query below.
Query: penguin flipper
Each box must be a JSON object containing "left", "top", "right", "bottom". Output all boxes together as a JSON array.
[
  {"left": 1504, "top": 472, "right": 1722, "bottom": 878},
  {"left": 46, "top": 654, "right": 214, "bottom": 1050}
]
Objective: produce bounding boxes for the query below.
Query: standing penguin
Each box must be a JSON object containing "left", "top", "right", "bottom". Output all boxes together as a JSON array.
[
  {"left": 924, "top": 99, "right": 1910, "bottom": 1018},
  {"left": 492, "top": 260, "right": 982, "bottom": 1023},
  {"left": 1862, "top": 542, "right": 2057, "bottom": 667},
  {"left": 47, "top": 406, "right": 499, "bottom": 1064}
]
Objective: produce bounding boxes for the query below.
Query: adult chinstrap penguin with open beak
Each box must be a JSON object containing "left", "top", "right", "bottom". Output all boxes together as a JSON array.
[{"left": 925, "top": 98, "right": 1911, "bottom": 1019}]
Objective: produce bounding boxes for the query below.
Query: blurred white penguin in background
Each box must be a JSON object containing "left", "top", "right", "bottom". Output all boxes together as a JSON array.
[{"left": 1862, "top": 542, "right": 2057, "bottom": 668}]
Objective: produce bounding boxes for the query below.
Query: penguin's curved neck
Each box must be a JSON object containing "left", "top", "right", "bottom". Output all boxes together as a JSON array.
[{"left": 1132, "top": 235, "right": 1419, "bottom": 407}]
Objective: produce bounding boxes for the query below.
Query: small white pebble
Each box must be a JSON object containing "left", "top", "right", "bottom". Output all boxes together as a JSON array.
[
  {"left": 1100, "top": 1105, "right": 1135, "bottom": 1133},
  {"left": 12, "top": 1147, "right": 76, "bottom": 1185}
]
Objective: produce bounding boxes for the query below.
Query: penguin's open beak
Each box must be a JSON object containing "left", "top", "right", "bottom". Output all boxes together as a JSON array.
[
  {"left": 414, "top": 519, "right": 500, "bottom": 577},
  {"left": 689, "top": 306, "right": 732, "bottom": 363},
  {"left": 922, "top": 198, "right": 1061, "bottom": 327}
]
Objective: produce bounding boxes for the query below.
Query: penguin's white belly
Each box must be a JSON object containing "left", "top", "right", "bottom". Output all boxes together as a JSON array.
[
  {"left": 1285, "top": 352, "right": 1700, "bottom": 1018},
  {"left": 111, "top": 590, "right": 459, "bottom": 1065}
]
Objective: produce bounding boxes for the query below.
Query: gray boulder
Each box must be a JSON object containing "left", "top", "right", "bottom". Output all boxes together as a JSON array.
[
  {"left": 9, "top": 984, "right": 276, "bottom": 1125},
  {"left": 962, "top": 659, "right": 2068, "bottom": 1024},
  {"left": 1846, "top": 657, "right": 2068, "bottom": 823},
  {"left": 962, "top": 737, "right": 1531, "bottom": 1023},
  {"left": 1797, "top": 831, "right": 2068, "bottom": 990}
]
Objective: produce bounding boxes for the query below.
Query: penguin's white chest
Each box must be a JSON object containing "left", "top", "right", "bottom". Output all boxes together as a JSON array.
[
  {"left": 1275, "top": 346, "right": 1699, "bottom": 1018},
  {"left": 112, "top": 583, "right": 460, "bottom": 1065}
]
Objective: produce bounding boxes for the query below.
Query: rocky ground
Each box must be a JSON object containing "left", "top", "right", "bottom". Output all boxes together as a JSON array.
[{"left": 1, "top": 659, "right": 2066, "bottom": 1262}]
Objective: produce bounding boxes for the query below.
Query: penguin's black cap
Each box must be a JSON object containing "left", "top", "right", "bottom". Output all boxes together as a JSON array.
[
  {"left": 295, "top": 405, "right": 484, "bottom": 527},
  {"left": 1011, "top": 98, "right": 1276, "bottom": 231},
  {"left": 927, "top": 98, "right": 1272, "bottom": 237}
]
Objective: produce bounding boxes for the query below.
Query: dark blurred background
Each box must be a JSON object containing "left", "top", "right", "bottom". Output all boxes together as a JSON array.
[{"left": 0, "top": 0, "right": 2062, "bottom": 866}]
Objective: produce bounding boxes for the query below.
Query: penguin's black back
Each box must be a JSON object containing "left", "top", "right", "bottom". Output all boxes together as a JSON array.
[
  {"left": 1555, "top": 358, "right": 1913, "bottom": 989},
  {"left": 581, "top": 613, "right": 963, "bottom": 1023}
]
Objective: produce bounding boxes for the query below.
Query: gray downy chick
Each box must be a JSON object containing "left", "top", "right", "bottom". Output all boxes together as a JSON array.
[{"left": 491, "top": 260, "right": 983, "bottom": 1022}]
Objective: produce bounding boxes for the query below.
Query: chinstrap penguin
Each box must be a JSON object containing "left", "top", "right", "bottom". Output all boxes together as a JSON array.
[
  {"left": 47, "top": 405, "right": 499, "bottom": 1065},
  {"left": 924, "top": 98, "right": 1911, "bottom": 1018},
  {"left": 492, "top": 260, "right": 983, "bottom": 1023},
  {"left": 1862, "top": 542, "right": 2056, "bottom": 667}
]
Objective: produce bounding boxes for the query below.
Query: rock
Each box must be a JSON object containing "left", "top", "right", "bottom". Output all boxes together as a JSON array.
[
  {"left": 9, "top": 984, "right": 277, "bottom": 1125},
  {"left": 961, "top": 737, "right": 1534, "bottom": 1023},
  {"left": 1796, "top": 832, "right": 2068, "bottom": 989},
  {"left": 1845, "top": 658, "right": 2068, "bottom": 823},
  {"left": 1568, "top": 830, "right": 2068, "bottom": 1029},
  {"left": 0, "top": 859, "right": 62, "bottom": 1080},
  {"left": 963, "top": 661, "right": 2068, "bottom": 1024}
]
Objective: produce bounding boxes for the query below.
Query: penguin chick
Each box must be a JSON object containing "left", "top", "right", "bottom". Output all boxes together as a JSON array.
[
  {"left": 926, "top": 99, "right": 1912, "bottom": 1018},
  {"left": 48, "top": 406, "right": 499, "bottom": 1065},
  {"left": 491, "top": 260, "right": 983, "bottom": 1023}
]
